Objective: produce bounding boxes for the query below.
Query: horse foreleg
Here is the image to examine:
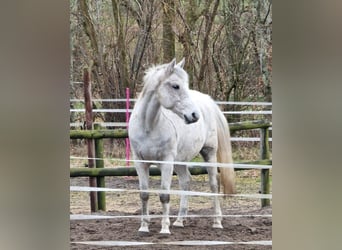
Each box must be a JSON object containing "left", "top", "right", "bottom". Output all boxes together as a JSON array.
[
  {"left": 159, "top": 163, "right": 174, "bottom": 234},
  {"left": 173, "top": 165, "right": 191, "bottom": 227},
  {"left": 136, "top": 163, "right": 150, "bottom": 234}
]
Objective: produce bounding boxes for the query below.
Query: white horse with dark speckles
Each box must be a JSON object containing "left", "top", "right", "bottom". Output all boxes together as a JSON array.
[{"left": 129, "top": 58, "right": 236, "bottom": 235}]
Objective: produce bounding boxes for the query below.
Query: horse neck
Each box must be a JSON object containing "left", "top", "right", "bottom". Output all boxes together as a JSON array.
[{"left": 138, "top": 90, "right": 162, "bottom": 132}]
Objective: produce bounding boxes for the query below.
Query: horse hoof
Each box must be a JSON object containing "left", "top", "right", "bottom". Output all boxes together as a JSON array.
[
  {"left": 159, "top": 228, "right": 171, "bottom": 235},
  {"left": 158, "top": 233, "right": 170, "bottom": 239},
  {"left": 173, "top": 220, "right": 184, "bottom": 227},
  {"left": 138, "top": 226, "right": 150, "bottom": 236},
  {"left": 138, "top": 230, "right": 151, "bottom": 237},
  {"left": 212, "top": 223, "right": 223, "bottom": 229}
]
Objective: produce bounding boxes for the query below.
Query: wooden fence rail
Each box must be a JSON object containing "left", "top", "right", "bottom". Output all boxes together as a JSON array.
[
  {"left": 69, "top": 120, "right": 272, "bottom": 139},
  {"left": 70, "top": 120, "right": 272, "bottom": 211},
  {"left": 71, "top": 159, "right": 272, "bottom": 177},
  {"left": 70, "top": 129, "right": 128, "bottom": 139}
]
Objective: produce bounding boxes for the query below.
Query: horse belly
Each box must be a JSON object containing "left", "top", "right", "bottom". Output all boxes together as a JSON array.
[{"left": 175, "top": 124, "right": 206, "bottom": 162}]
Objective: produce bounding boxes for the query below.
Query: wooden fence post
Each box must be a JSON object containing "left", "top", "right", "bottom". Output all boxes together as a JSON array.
[
  {"left": 83, "top": 68, "right": 97, "bottom": 212},
  {"left": 94, "top": 124, "right": 106, "bottom": 211},
  {"left": 260, "top": 127, "right": 271, "bottom": 207}
]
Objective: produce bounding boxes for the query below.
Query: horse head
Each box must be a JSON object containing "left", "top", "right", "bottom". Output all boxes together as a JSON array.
[{"left": 157, "top": 58, "right": 200, "bottom": 124}]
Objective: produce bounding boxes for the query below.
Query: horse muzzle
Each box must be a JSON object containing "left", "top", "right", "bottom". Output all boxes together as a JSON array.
[{"left": 184, "top": 112, "right": 199, "bottom": 124}]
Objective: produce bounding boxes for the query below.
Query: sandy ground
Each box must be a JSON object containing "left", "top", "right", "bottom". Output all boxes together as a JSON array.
[{"left": 70, "top": 171, "right": 272, "bottom": 249}]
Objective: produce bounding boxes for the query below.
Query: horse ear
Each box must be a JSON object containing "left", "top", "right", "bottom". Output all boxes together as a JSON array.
[
  {"left": 177, "top": 58, "right": 185, "bottom": 68},
  {"left": 166, "top": 58, "right": 176, "bottom": 76}
]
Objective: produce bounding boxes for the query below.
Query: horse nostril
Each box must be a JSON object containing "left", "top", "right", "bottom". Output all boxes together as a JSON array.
[{"left": 192, "top": 112, "right": 199, "bottom": 121}]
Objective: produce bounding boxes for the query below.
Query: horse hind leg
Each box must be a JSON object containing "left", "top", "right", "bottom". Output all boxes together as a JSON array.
[
  {"left": 207, "top": 166, "right": 223, "bottom": 229},
  {"left": 173, "top": 165, "right": 191, "bottom": 227},
  {"left": 200, "top": 147, "right": 223, "bottom": 229}
]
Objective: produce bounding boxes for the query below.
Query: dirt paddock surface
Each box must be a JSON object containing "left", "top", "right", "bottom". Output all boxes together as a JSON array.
[{"left": 70, "top": 173, "right": 272, "bottom": 249}]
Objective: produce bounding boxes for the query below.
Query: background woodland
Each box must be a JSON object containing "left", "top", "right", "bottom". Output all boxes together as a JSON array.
[{"left": 70, "top": 0, "right": 272, "bottom": 124}]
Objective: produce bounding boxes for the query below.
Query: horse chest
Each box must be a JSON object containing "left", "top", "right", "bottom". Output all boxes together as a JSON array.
[{"left": 131, "top": 132, "right": 176, "bottom": 160}]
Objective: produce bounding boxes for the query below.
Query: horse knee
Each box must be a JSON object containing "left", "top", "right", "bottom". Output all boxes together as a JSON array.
[
  {"left": 140, "top": 192, "right": 149, "bottom": 201},
  {"left": 159, "top": 193, "right": 170, "bottom": 203}
]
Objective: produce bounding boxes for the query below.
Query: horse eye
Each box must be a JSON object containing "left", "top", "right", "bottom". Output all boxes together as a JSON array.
[{"left": 172, "top": 84, "right": 180, "bottom": 90}]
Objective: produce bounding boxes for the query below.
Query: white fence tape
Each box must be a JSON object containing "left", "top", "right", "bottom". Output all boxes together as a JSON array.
[
  {"left": 70, "top": 214, "right": 272, "bottom": 220},
  {"left": 70, "top": 108, "right": 133, "bottom": 113},
  {"left": 70, "top": 108, "right": 271, "bottom": 115},
  {"left": 223, "top": 110, "right": 272, "bottom": 115},
  {"left": 70, "top": 98, "right": 136, "bottom": 102},
  {"left": 72, "top": 240, "right": 272, "bottom": 247},
  {"left": 70, "top": 186, "right": 272, "bottom": 199},
  {"left": 69, "top": 156, "right": 272, "bottom": 169},
  {"left": 230, "top": 137, "right": 272, "bottom": 142},
  {"left": 70, "top": 122, "right": 128, "bottom": 127},
  {"left": 72, "top": 241, "right": 153, "bottom": 246},
  {"left": 70, "top": 98, "right": 272, "bottom": 106},
  {"left": 165, "top": 240, "right": 272, "bottom": 246}
]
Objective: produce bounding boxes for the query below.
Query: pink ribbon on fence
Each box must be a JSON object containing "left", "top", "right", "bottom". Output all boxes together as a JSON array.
[{"left": 125, "top": 88, "right": 130, "bottom": 167}]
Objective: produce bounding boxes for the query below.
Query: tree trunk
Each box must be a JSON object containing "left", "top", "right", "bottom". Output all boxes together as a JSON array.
[
  {"left": 112, "top": 0, "right": 129, "bottom": 95},
  {"left": 111, "top": 0, "right": 129, "bottom": 125},
  {"left": 162, "top": 0, "right": 175, "bottom": 62},
  {"left": 197, "top": 0, "right": 219, "bottom": 93},
  {"left": 130, "top": 0, "right": 154, "bottom": 91}
]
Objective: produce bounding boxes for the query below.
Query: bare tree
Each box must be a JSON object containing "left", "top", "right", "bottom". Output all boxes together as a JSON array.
[
  {"left": 70, "top": 0, "right": 272, "bottom": 124},
  {"left": 128, "top": 0, "right": 155, "bottom": 90},
  {"left": 162, "top": 0, "right": 175, "bottom": 62}
]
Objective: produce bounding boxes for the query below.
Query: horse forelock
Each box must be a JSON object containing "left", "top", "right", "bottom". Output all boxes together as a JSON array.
[
  {"left": 173, "top": 66, "right": 188, "bottom": 83},
  {"left": 141, "top": 63, "right": 188, "bottom": 97},
  {"left": 141, "top": 65, "right": 164, "bottom": 96}
]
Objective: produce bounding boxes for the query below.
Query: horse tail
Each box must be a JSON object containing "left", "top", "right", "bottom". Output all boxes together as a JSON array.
[{"left": 215, "top": 107, "right": 236, "bottom": 194}]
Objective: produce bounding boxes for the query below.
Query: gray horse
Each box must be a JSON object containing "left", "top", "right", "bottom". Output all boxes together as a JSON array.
[{"left": 129, "top": 58, "right": 235, "bottom": 235}]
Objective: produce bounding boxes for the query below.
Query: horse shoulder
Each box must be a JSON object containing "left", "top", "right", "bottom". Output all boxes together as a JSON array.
[
  {"left": 189, "top": 90, "right": 219, "bottom": 145},
  {"left": 130, "top": 116, "right": 178, "bottom": 160}
]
